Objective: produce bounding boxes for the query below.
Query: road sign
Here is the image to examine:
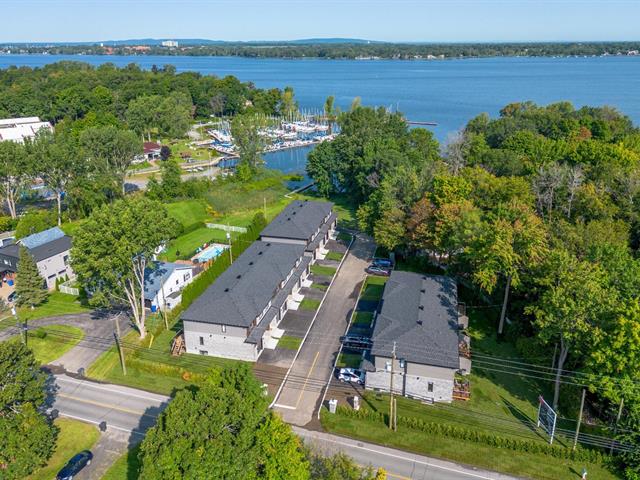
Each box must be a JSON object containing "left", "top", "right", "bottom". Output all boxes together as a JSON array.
[{"left": 537, "top": 395, "right": 558, "bottom": 444}]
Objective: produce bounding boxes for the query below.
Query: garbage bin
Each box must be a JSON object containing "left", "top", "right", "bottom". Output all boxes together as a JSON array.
[
  {"left": 7, "top": 279, "right": 13, "bottom": 286},
  {"left": 328, "top": 399, "right": 338, "bottom": 414}
]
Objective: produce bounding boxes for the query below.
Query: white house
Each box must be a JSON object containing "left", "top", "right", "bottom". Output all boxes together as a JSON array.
[
  {"left": 144, "top": 261, "right": 193, "bottom": 311},
  {"left": 0, "top": 117, "right": 53, "bottom": 143}
]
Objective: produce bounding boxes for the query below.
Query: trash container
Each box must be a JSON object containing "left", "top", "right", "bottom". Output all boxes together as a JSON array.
[
  {"left": 328, "top": 399, "right": 338, "bottom": 414},
  {"left": 151, "top": 305, "right": 157, "bottom": 313},
  {"left": 7, "top": 279, "right": 13, "bottom": 286}
]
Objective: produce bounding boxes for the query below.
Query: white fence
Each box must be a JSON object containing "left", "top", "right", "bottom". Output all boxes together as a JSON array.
[
  {"left": 59, "top": 281, "right": 79, "bottom": 296},
  {"left": 206, "top": 223, "right": 247, "bottom": 233}
]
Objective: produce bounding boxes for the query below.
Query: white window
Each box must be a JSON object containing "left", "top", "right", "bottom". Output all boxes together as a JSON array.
[
  {"left": 221, "top": 325, "right": 227, "bottom": 333},
  {"left": 385, "top": 361, "right": 392, "bottom": 372},
  {"left": 199, "top": 336, "right": 204, "bottom": 346},
  {"left": 428, "top": 382, "right": 434, "bottom": 393}
]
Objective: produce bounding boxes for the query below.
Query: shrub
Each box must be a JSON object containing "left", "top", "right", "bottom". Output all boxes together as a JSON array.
[{"left": 335, "top": 406, "right": 607, "bottom": 464}]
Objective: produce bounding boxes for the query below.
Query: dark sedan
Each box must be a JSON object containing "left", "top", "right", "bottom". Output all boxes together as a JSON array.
[{"left": 56, "top": 450, "right": 93, "bottom": 480}]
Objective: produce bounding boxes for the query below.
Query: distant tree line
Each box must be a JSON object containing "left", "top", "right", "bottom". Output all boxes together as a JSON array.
[
  {"left": 5, "top": 41, "right": 640, "bottom": 59},
  {"left": 0, "top": 61, "right": 298, "bottom": 126}
]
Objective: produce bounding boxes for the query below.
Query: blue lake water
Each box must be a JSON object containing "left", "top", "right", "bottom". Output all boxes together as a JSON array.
[{"left": 2, "top": 54, "right": 639, "bottom": 174}]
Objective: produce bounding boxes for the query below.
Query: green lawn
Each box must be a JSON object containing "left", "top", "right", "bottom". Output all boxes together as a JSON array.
[
  {"left": 19, "top": 291, "right": 90, "bottom": 321},
  {"left": 299, "top": 298, "right": 321, "bottom": 311},
  {"left": 336, "top": 352, "right": 362, "bottom": 368},
  {"left": 278, "top": 335, "right": 302, "bottom": 351},
  {"left": 352, "top": 311, "right": 373, "bottom": 327},
  {"left": 311, "top": 265, "right": 337, "bottom": 277},
  {"left": 27, "top": 418, "right": 99, "bottom": 480},
  {"left": 25, "top": 325, "right": 84, "bottom": 364},
  {"left": 311, "top": 283, "right": 328, "bottom": 291},
  {"left": 360, "top": 276, "right": 387, "bottom": 302},
  {"left": 166, "top": 199, "right": 212, "bottom": 228},
  {"left": 320, "top": 412, "right": 618, "bottom": 480},
  {"left": 337, "top": 232, "right": 353, "bottom": 243},
  {"left": 101, "top": 444, "right": 141, "bottom": 480},
  {"left": 88, "top": 326, "right": 242, "bottom": 395},
  {"left": 325, "top": 251, "right": 344, "bottom": 262},
  {"left": 162, "top": 226, "right": 233, "bottom": 261}
]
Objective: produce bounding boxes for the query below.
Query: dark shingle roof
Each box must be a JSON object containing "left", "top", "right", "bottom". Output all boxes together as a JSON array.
[
  {"left": 181, "top": 241, "right": 305, "bottom": 328},
  {"left": 260, "top": 200, "right": 333, "bottom": 242},
  {"left": 28, "top": 236, "right": 71, "bottom": 263},
  {"left": 370, "top": 271, "right": 460, "bottom": 369}
]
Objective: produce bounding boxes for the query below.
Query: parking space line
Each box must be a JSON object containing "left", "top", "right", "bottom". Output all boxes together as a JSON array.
[{"left": 295, "top": 351, "right": 320, "bottom": 408}]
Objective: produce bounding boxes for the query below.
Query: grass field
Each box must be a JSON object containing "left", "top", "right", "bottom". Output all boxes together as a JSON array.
[
  {"left": 311, "top": 265, "right": 337, "bottom": 277},
  {"left": 88, "top": 326, "right": 241, "bottom": 395},
  {"left": 27, "top": 418, "right": 99, "bottom": 480},
  {"left": 101, "top": 444, "right": 142, "bottom": 480},
  {"left": 352, "top": 311, "right": 373, "bottom": 327},
  {"left": 320, "top": 412, "right": 618, "bottom": 480},
  {"left": 162, "top": 227, "right": 233, "bottom": 261},
  {"left": 336, "top": 352, "right": 362, "bottom": 368},
  {"left": 166, "top": 199, "right": 211, "bottom": 228},
  {"left": 278, "top": 335, "right": 302, "bottom": 350},
  {"left": 325, "top": 251, "right": 344, "bottom": 262},
  {"left": 26, "top": 325, "right": 84, "bottom": 364},
  {"left": 360, "top": 276, "right": 387, "bottom": 301},
  {"left": 299, "top": 298, "right": 321, "bottom": 311},
  {"left": 19, "top": 292, "right": 90, "bottom": 321}
]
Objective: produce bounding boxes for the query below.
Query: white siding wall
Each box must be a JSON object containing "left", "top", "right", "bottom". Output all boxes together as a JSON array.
[
  {"left": 37, "top": 252, "right": 73, "bottom": 290},
  {"left": 151, "top": 267, "right": 193, "bottom": 310},
  {"left": 183, "top": 320, "right": 259, "bottom": 362}
]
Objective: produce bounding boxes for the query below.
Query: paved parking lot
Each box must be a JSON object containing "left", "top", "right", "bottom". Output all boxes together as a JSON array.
[{"left": 272, "top": 234, "right": 375, "bottom": 426}]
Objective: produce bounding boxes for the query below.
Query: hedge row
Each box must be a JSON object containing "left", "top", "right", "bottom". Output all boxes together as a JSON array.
[{"left": 335, "top": 406, "right": 607, "bottom": 464}]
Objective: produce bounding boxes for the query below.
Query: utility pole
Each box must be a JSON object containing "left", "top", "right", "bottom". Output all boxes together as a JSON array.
[
  {"left": 611, "top": 398, "right": 624, "bottom": 454},
  {"left": 11, "top": 306, "right": 27, "bottom": 347},
  {"left": 263, "top": 197, "right": 267, "bottom": 219},
  {"left": 226, "top": 230, "right": 233, "bottom": 264},
  {"left": 114, "top": 315, "right": 127, "bottom": 376},
  {"left": 573, "top": 388, "right": 586, "bottom": 450},
  {"left": 389, "top": 341, "right": 396, "bottom": 431}
]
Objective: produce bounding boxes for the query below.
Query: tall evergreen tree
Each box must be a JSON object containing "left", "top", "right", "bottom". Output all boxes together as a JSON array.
[{"left": 15, "top": 245, "right": 48, "bottom": 308}]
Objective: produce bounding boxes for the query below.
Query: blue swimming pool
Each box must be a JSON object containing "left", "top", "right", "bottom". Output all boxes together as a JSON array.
[{"left": 193, "top": 243, "right": 228, "bottom": 263}]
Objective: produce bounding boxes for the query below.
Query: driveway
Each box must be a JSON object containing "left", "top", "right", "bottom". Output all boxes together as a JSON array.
[
  {"left": 272, "top": 234, "right": 376, "bottom": 426},
  {"left": 0, "top": 311, "right": 130, "bottom": 374}
]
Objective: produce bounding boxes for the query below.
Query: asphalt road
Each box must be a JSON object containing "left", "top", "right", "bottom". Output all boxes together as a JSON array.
[
  {"left": 272, "top": 234, "right": 376, "bottom": 426},
  {"left": 295, "top": 427, "right": 520, "bottom": 480},
  {"left": 50, "top": 374, "right": 517, "bottom": 480}
]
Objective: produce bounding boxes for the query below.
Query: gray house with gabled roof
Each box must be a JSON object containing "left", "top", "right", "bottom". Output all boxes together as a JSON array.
[
  {"left": 181, "top": 241, "right": 310, "bottom": 361},
  {"left": 0, "top": 227, "right": 73, "bottom": 290},
  {"left": 260, "top": 200, "right": 337, "bottom": 260},
  {"left": 364, "top": 271, "right": 471, "bottom": 403}
]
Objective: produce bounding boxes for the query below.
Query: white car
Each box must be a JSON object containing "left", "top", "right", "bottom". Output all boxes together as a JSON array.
[{"left": 337, "top": 368, "right": 365, "bottom": 385}]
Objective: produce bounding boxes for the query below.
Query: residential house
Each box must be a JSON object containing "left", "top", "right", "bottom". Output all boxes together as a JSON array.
[
  {"left": 0, "top": 117, "right": 52, "bottom": 143},
  {"left": 142, "top": 142, "right": 162, "bottom": 161},
  {"left": 181, "top": 241, "right": 310, "bottom": 361},
  {"left": 364, "top": 271, "right": 471, "bottom": 403},
  {"left": 259, "top": 200, "right": 337, "bottom": 261},
  {"left": 0, "top": 227, "right": 73, "bottom": 290},
  {"left": 144, "top": 261, "right": 193, "bottom": 312}
]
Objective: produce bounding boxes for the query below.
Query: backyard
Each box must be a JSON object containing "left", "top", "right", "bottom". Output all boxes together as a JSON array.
[{"left": 18, "top": 291, "right": 90, "bottom": 321}]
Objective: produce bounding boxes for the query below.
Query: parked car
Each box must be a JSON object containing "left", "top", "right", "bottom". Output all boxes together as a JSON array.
[
  {"left": 366, "top": 266, "right": 391, "bottom": 277},
  {"left": 56, "top": 450, "right": 93, "bottom": 480},
  {"left": 340, "top": 335, "right": 372, "bottom": 349},
  {"left": 372, "top": 258, "right": 393, "bottom": 269},
  {"left": 337, "top": 368, "right": 365, "bottom": 385},
  {"left": 7, "top": 291, "right": 17, "bottom": 303}
]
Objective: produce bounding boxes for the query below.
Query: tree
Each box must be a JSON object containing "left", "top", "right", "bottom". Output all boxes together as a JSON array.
[
  {"left": 324, "top": 95, "right": 338, "bottom": 134},
  {"left": 29, "top": 130, "right": 82, "bottom": 225},
  {"left": 0, "top": 341, "right": 57, "bottom": 478},
  {"left": 148, "top": 159, "right": 182, "bottom": 200},
  {"left": 467, "top": 200, "right": 547, "bottom": 335},
  {"left": 231, "top": 114, "right": 271, "bottom": 175},
  {"left": 139, "top": 364, "right": 309, "bottom": 479},
  {"left": 15, "top": 208, "right": 56, "bottom": 239},
  {"left": 308, "top": 451, "right": 381, "bottom": 480},
  {"left": 15, "top": 245, "right": 48, "bottom": 308},
  {"left": 279, "top": 86, "right": 298, "bottom": 118},
  {"left": 159, "top": 145, "right": 171, "bottom": 161},
  {"left": 80, "top": 126, "right": 142, "bottom": 195},
  {"left": 525, "top": 248, "right": 613, "bottom": 409},
  {"left": 0, "top": 140, "right": 30, "bottom": 219},
  {"left": 71, "top": 197, "right": 174, "bottom": 338}
]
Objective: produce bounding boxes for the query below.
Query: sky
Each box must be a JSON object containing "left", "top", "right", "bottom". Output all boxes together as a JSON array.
[{"left": 2, "top": 0, "right": 640, "bottom": 43}]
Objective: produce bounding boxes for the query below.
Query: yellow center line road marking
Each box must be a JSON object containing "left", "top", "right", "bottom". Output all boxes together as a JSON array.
[
  {"left": 357, "top": 465, "right": 411, "bottom": 480},
  {"left": 57, "top": 393, "right": 159, "bottom": 418},
  {"left": 295, "top": 351, "right": 320, "bottom": 409}
]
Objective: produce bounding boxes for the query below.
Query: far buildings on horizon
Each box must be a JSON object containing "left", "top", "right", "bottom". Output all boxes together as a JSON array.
[{"left": 0, "top": 116, "right": 52, "bottom": 143}]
